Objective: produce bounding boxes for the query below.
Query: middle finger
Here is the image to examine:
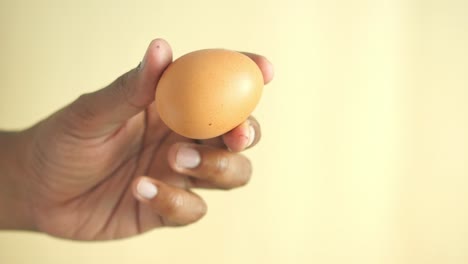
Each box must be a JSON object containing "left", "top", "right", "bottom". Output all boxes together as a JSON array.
[{"left": 167, "top": 142, "right": 252, "bottom": 190}]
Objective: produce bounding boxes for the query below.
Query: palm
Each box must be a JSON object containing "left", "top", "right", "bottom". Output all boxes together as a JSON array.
[{"left": 32, "top": 104, "right": 192, "bottom": 240}]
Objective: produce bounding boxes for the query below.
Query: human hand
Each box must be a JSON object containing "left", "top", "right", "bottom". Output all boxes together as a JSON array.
[{"left": 0, "top": 39, "right": 273, "bottom": 240}]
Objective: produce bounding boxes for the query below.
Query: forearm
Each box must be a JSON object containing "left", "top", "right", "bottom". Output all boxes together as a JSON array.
[{"left": 0, "top": 130, "right": 36, "bottom": 230}]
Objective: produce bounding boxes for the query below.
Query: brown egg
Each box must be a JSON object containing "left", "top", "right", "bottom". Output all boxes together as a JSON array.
[{"left": 155, "top": 49, "right": 264, "bottom": 139}]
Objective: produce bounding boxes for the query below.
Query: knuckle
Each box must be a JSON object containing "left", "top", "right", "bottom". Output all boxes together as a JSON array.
[
  {"left": 62, "top": 93, "right": 97, "bottom": 131},
  {"left": 204, "top": 154, "right": 253, "bottom": 190},
  {"left": 163, "top": 192, "right": 186, "bottom": 217},
  {"left": 72, "top": 94, "right": 96, "bottom": 122},
  {"left": 113, "top": 71, "right": 151, "bottom": 109},
  {"left": 206, "top": 154, "right": 230, "bottom": 188},
  {"left": 199, "top": 153, "right": 230, "bottom": 182},
  {"left": 162, "top": 192, "right": 206, "bottom": 226},
  {"left": 116, "top": 73, "right": 131, "bottom": 97},
  {"left": 213, "top": 154, "right": 230, "bottom": 176},
  {"left": 114, "top": 74, "right": 136, "bottom": 107}
]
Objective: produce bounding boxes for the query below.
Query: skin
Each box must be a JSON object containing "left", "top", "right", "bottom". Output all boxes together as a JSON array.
[{"left": 0, "top": 39, "right": 274, "bottom": 241}]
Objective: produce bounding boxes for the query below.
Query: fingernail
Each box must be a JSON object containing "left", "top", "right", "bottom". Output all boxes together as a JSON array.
[
  {"left": 246, "top": 125, "right": 255, "bottom": 148},
  {"left": 137, "top": 179, "right": 158, "bottom": 199},
  {"left": 176, "top": 146, "right": 201, "bottom": 169}
]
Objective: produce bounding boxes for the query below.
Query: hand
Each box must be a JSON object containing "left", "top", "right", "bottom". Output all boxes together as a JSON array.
[{"left": 0, "top": 39, "right": 274, "bottom": 240}]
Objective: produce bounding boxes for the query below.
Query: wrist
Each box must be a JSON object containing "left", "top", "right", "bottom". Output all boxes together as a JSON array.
[{"left": 0, "top": 130, "right": 36, "bottom": 230}]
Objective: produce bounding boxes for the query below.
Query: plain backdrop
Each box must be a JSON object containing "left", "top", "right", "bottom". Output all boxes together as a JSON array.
[{"left": 1, "top": 0, "right": 467, "bottom": 263}]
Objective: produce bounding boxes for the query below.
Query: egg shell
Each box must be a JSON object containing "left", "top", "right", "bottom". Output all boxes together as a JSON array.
[{"left": 155, "top": 49, "right": 264, "bottom": 139}]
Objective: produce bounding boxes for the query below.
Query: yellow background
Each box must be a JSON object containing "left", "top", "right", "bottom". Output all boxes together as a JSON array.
[{"left": 1, "top": 0, "right": 467, "bottom": 263}]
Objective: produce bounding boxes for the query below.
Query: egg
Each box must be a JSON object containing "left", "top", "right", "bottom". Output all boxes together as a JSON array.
[{"left": 155, "top": 49, "right": 264, "bottom": 139}]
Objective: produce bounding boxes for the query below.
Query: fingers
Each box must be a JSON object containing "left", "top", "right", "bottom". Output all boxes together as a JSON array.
[
  {"left": 66, "top": 39, "right": 173, "bottom": 137},
  {"left": 167, "top": 143, "right": 252, "bottom": 190},
  {"left": 198, "top": 116, "right": 261, "bottom": 152},
  {"left": 241, "top": 52, "right": 274, "bottom": 84},
  {"left": 132, "top": 137, "right": 254, "bottom": 227},
  {"left": 132, "top": 177, "right": 207, "bottom": 226},
  {"left": 222, "top": 116, "right": 261, "bottom": 152}
]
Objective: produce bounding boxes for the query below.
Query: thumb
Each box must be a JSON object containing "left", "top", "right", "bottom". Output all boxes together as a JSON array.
[{"left": 66, "top": 39, "right": 172, "bottom": 137}]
